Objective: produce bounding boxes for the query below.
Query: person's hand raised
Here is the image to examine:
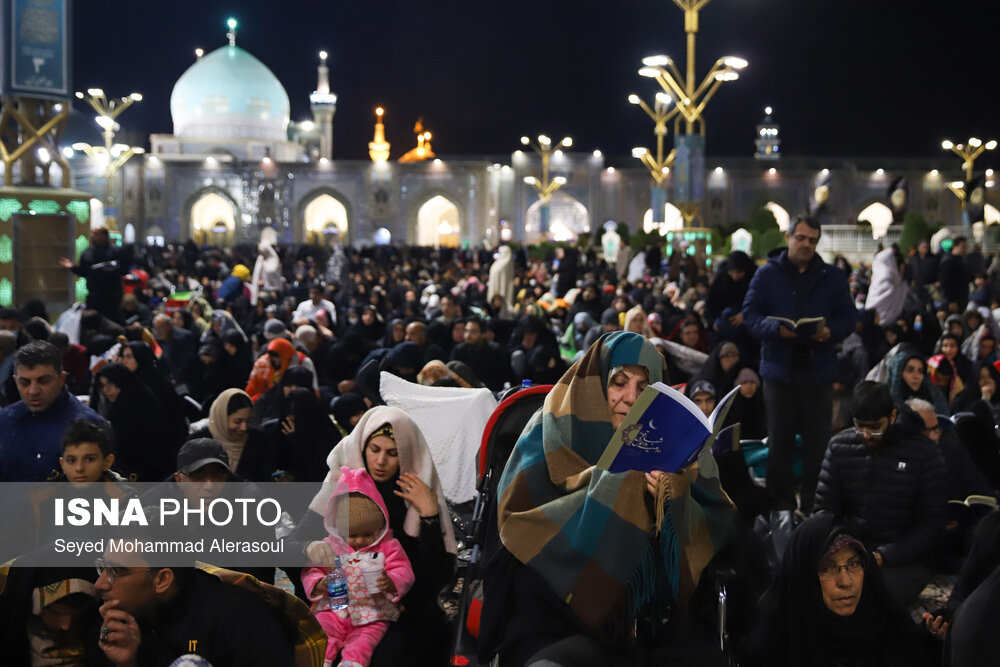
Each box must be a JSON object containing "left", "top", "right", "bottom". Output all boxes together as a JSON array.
[
  {"left": 921, "top": 612, "right": 948, "bottom": 640},
  {"left": 395, "top": 472, "right": 438, "bottom": 517}
]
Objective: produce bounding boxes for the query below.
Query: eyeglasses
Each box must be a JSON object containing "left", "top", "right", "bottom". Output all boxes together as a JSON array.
[
  {"left": 95, "top": 557, "right": 152, "bottom": 584},
  {"left": 853, "top": 421, "right": 887, "bottom": 438},
  {"left": 817, "top": 558, "right": 863, "bottom": 580},
  {"left": 923, "top": 424, "right": 942, "bottom": 435}
]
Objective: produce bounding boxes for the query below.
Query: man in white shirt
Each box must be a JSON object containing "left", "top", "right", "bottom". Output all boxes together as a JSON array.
[{"left": 293, "top": 284, "right": 337, "bottom": 328}]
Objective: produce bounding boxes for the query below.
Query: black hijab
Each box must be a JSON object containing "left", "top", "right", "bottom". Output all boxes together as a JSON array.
[{"left": 745, "top": 513, "right": 928, "bottom": 667}]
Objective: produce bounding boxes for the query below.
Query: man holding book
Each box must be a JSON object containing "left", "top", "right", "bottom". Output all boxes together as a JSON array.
[{"left": 742, "top": 216, "right": 857, "bottom": 515}]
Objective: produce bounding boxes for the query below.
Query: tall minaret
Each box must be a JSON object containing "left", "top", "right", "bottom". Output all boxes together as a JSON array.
[
  {"left": 368, "top": 107, "right": 390, "bottom": 162},
  {"left": 310, "top": 50, "right": 337, "bottom": 159}
]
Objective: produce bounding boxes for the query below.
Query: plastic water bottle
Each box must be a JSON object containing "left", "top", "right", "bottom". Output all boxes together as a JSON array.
[
  {"left": 520, "top": 379, "right": 532, "bottom": 391},
  {"left": 326, "top": 556, "right": 348, "bottom": 610}
]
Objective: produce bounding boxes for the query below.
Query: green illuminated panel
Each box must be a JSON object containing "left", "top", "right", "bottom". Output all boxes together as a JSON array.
[
  {"left": 0, "top": 278, "right": 11, "bottom": 306},
  {"left": 0, "top": 198, "right": 21, "bottom": 223},
  {"left": 66, "top": 200, "right": 90, "bottom": 225},
  {"left": 75, "top": 277, "right": 88, "bottom": 302},
  {"left": 75, "top": 235, "right": 89, "bottom": 259},
  {"left": 28, "top": 199, "right": 61, "bottom": 214},
  {"left": 0, "top": 235, "right": 11, "bottom": 263}
]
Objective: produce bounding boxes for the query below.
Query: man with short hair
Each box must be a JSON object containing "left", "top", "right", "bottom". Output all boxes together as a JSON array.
[
  {"left": 0, "top": 341, "right": 105, "bottom": 481},
  {"left": 153, "top": 313, "right": 196, "bottom": 385},
  {"left": 450, "top": 317, "right": 507, "bottom": 391},
  {"left": 58, "top": 227, "right": 127, "bottom": 323},
  {"left": 293, "top": 284, "right": 337, "bottom": 329},
  {"left": 404, "top": 320, "right": 447, "bottom": 364},
  {"left": 938, "top": 236, "right": 970, "bottom": 313},
  {"left": 743, "top": 216, "right": 857, "bottom": 514},
  {"left": 93, "top": 545, "right": 296, "bottom": 666},
  {"left": 815, "top": 382, "right": 946, "bottom": 606}
]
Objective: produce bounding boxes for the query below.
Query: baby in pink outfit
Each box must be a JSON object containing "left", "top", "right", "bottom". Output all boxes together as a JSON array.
[{"left": 302, "top": 467, "right": 414, "bottom": 667}]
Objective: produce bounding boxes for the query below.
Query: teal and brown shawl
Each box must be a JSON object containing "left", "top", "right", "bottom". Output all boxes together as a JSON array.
[{"left": 497, "top": 331, "right": 735, "bottom": 633}]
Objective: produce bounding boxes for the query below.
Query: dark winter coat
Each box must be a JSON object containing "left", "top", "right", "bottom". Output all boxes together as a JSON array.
[
  {"left": 742, "top": 250, "right": 857, "bottom": 383},
  {"left": 814, "top": 405, "right": 947, "bottom": 566}
]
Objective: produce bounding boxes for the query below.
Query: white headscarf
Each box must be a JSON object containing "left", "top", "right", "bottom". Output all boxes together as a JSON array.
[{"left": 308, "top": 405, "right": 458, "bottom": 554}]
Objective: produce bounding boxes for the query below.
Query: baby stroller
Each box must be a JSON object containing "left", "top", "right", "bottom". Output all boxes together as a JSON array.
[{"left": 450, "top": 383, "right": 552, "bottom": 666}]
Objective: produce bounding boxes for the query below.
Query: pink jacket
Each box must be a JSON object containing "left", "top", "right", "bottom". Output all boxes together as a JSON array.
[{"left": 302, "top": 467, "right": 414, "bottom": 626}]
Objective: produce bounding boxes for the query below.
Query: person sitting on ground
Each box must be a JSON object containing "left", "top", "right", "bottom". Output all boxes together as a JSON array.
[
  {"left": 743, "top": 513, "right": 932, "bottom": 667},
  {"left": 814, "top": 381, "right": 947, "bottom": 607},
  {"left": 302, "top": 467, "right": 414, "bottom": 667},
  {"left": 927, "top": 353, "right": 964, "bottom": 408},
  {"left": 188, "top": 389, "right": 277, "bottom": 483}
]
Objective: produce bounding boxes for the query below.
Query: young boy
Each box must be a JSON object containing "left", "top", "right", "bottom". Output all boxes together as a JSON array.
[
  {"left": 302, "top": 467, "right": 414, "bottom": 667},
  {"left": 57, "top": 419, "right": 116, "bottom": 485}
]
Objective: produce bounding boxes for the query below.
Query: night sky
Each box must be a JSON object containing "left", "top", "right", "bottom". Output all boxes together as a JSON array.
[{"left": 72, "top": 0, "right": 999, "bottom": 167}]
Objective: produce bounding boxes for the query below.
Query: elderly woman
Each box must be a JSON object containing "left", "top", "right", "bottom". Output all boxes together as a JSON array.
[
  {"left": 744, "top": 513, "right": 930, "bottom": 667},
  {"left": 480, "top": 331, "right": 741, "bottom": 667},
  {"left": 296, "top": 405, "right": 457, "bottom": 667}
]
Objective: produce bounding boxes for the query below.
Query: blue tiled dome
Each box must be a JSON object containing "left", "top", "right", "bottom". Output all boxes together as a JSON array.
[{"left": 170, "top": 45, "right": 290, "bottom": 141}]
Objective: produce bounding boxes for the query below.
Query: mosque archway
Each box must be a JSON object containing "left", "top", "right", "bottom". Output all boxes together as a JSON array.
[
  {"left": 417, "top": 194, "right": 461, "bottom": 247},
  {"left": 525, "top": 190, "right": 590, "bottom": 243},
  {"left": 643, "top": 203, "right": 684, "bottom": 235},
  {"left": 856, "top": 201, "right": 893, "bottom": 239},
  {"left": 189, "top": 190, "right": 237, "bottom": 246},
  {"left": 765, "top": 201, "right": 792, "bottom": 233},
  {"left": 302, "top": 192, "right": 350, "bottom": 246}
]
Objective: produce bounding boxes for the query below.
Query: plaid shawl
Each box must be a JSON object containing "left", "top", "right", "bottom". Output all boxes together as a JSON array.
[{"left": 497, "top": 331, "right": 735, "bottom": 632}]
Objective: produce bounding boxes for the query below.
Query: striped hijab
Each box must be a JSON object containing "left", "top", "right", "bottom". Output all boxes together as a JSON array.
[{"left": 497, "top": 331, "right": 735, "bottom": 633}]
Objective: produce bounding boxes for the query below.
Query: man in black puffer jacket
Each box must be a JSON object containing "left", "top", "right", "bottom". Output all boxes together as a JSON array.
[{"left": 815, "top": 381, "right": 947, "bottom": 606}]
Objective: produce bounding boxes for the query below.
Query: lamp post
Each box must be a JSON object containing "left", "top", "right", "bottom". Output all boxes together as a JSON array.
[
  {"left": 634, "top": 0, "right": 747, "bottom": 226},
  {"left": 629, "top": 91, "right": 677, "bottom": 224},
  {"left": 520, "top": 134, "right": 572, "bottom": 237},
  {"left": 71, "top": 89, "right": 144, "bottom": 233},
  {"left": 941, "top": 137, "right": 997, "bottom": 224}
]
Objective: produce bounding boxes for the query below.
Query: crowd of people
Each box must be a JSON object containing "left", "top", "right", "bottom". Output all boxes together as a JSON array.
[{"left": 0, "top": 218, "right": 998, "bottom": 665}]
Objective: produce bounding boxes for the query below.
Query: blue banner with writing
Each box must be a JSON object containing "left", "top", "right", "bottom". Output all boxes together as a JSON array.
[{"left": 0, "top": 0, "right": 71, "bottom": 99}]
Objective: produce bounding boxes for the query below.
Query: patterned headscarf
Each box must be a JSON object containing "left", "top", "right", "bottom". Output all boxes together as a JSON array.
[
  {"left": 927, "top": 353, "right": 964, "bottom": 403},
  {"left": 497, "top": 331, "right": 735, "bottom": 633}
]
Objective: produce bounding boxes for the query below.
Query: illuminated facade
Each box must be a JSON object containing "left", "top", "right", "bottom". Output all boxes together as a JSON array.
[{"left": 63, "top": 35, "right": 976, "bottom": 249}]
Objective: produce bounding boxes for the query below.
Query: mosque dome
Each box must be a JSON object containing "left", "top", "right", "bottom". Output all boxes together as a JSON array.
[{"left": 170, "top": 45, "right": 290, "bottom": 141}]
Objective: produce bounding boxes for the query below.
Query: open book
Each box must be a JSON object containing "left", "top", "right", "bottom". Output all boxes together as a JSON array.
[
  {"left": 767, "top": 316, "right": 825, "bottom": 337},
  {"left": 596, "top": 383, "right": 740, "bottom": 474}
]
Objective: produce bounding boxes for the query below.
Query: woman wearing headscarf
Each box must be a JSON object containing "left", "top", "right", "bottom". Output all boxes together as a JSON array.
[
  {"left": 244, "top": 337, "right": 317, "bottom": 402},
  {"left": 329, "top": 392, "right": 367, "bottom": 436},
  {"left": 346, "top": 305, "right": 385, "bottom": 345},
  {"left": 381, "top": 318, "right": 406, "bottom": 349},
  {"left": 488, "top": 245, "right": 515, "bottom": 308},
  {"left": 480, "top": 331, "right": 743, "bottom": 667},
  {"left": 928, "top": 354, "right": 964, "bottom": 407},
  {"left": 696, "top": 341, "right": 745, "bottom": 396},
  {"left": 273, "top": 387, "right": 339, "bottom": 485},
  {"left": 743, "top": 513, "right": 931, "bottom": 667},
  {"left": 119, "top": 340, "right": 188, "bottom": 448},
  {"left": 95, "top": 363, "right": 174, "bottom": 481},
  {"left": 951, "top": 360, "right": 1000, "bottom": 424},
  {"left": 219, "top": 328, "right": 253, "bottom": 389},
  {"left": 294, "top": 406, "right": 457, "bottom": 667},
  {"left": 188, "top": 388, "right": 277, "bottom": 483},
  {"left": 623, "top": 304, "right": 653, "bottom": 338},
  {"left": 885, "top": 345, "right": 949, "bottom": 415}
]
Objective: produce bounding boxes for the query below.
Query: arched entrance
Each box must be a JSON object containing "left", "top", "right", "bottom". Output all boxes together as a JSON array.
[
  {"left": 525, "top": 190, "right": 589, "bottom": 243},
  {"left": 302, "top": 193, "right": 350, "bottom": 246},
  {"left": 643, "top": 203, "right": 684, "bottom": 235},
  {"left": 765, "top": 202, "right": 791, "bottom": 232},
  {"left": 145, "top": 225, "right": 165, "bottom": 247},
  {"left": 857, "top": 202, "right": 893, "bottom": 239},
  {"left": 417, "top": 195, "right": 460, "bottom": 247},
  {"left": 190, "top": 191, "right": 237, "bottom": 246}
]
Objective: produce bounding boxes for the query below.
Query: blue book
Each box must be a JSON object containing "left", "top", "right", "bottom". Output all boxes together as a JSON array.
[{"left": 596, "top": 382, "right": 740, "bottom": 473}]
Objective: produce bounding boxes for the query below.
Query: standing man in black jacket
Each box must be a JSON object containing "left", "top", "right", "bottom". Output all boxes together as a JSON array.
[
  {"left": 814, "top": 381, "right": 947, "bottom": 606},
  {"left": 59, "top": 228, "right": 127, "bottom": 324},
  {"left": 938, "top": 236, "right": 970, "bottom": 313}
]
